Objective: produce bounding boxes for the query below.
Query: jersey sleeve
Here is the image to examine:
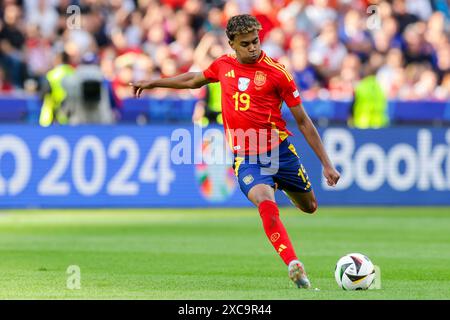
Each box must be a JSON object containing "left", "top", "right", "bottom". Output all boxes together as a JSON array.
[
  {"left": 278, "top": 73, "right": 302, "bottom": 108},
  {"left": 203, "top": 59, "right": 221, "bottom": 83}
]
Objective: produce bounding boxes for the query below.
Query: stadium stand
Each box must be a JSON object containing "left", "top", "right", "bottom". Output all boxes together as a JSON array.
[{"left": 0, "top": 0, "right": 448, "bottom": 125}]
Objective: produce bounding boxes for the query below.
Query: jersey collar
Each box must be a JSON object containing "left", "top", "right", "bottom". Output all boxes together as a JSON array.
[{"left": 257, "top": 51, "right": 266, "bottom": 63}]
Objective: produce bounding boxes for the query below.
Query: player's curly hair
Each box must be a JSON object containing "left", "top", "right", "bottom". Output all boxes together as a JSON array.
[{"left": 225, "top": 14, "right": 262, "bottom": 41}]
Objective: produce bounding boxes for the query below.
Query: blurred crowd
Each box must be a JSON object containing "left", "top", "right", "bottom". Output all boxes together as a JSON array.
[{"left": 0, "top": 0, "right": 449, "bottom": 101}]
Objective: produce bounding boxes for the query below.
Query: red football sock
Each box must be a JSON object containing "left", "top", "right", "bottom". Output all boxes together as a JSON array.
[{"left": 258, "top": 200, "right": 298, "bottom": 265}]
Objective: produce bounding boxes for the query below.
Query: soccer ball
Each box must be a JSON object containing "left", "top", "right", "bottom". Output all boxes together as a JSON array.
[{"left": 335, "top": 253, "right": 375, "bottom": 290}]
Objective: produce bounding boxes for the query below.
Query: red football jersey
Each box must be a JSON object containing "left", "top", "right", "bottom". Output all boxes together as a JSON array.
[{"left": 203, "top": 50, "right": 301, "bottom": 155}]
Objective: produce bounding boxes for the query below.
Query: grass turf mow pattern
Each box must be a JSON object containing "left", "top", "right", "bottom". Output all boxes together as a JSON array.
[{"left": 0, "top": 207, "right": 449, "bottom": 299}]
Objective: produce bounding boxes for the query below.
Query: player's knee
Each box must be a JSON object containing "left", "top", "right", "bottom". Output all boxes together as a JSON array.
[
  {"left": 306, "top": 202, "right": 318, "bottom": 214},
  {"left": 249, "top": 185, "right": 275, "bottom": 208},
  {"left": 254, "top": 192, "right": 275, "bottom": 207},
  {"left": 298, "top": 200, "right": 317, "bottom": 214}
]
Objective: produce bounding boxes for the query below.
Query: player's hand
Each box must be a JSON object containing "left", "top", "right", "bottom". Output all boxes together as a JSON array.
[
  {"left": 129, "top": 81, "right": 153, "bottom": 98},
  {"left": 323, "top": 166, "right": 340, "bottom": 187}
]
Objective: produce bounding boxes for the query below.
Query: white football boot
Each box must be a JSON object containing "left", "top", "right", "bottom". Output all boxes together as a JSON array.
[{"left": 288, "top": 260, "right": 311, "bottom": 289}]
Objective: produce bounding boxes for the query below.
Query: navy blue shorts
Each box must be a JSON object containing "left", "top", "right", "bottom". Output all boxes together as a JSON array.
[{"left": 232, "top": 139, "right": 313, "bottom": 198}]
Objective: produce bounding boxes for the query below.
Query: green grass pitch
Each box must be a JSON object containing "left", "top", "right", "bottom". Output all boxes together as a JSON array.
[{"left": 0, "top": 207, "right": 449, "bottom": 300}]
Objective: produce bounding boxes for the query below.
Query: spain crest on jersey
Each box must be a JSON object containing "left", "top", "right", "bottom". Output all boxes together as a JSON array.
[
  {"left": 254, "top": 71, "right": 267, "bottom": 86},
  {"left": 238, "top": 77, "right": 250, "bottom": 91}
]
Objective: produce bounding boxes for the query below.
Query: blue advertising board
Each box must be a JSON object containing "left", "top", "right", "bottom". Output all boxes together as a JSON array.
[{"left": 0, "top": 125, "right": 449, "bottom": 208}]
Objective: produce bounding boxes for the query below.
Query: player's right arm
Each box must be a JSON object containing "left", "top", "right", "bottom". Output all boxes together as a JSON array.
[
  {"left": 129, "top": 72, "right": 210, "bottom": 98},
  {"left": 290, "top": 104, "right": 340, "bottom": 187}
]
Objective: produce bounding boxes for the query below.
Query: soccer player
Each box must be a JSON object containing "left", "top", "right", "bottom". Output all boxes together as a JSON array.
[{"left": 130, "top": 14, "right": 340, "bottom": 288}]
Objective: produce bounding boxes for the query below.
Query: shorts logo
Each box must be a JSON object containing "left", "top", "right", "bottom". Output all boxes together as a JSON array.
[
  {"left": 243, "top": 174, "right": 254, "bottom": 185},
  {"left": 270, "top": 232, "right": 280, "bottom": 242},
  {"left": 238, "top": 77, "right": 250, "bottom": 91},
  {"left": 254, "top": 71, "right": 267, "bottom": 86}
]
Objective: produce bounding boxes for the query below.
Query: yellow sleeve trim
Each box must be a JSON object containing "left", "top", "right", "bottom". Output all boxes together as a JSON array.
[{"left": 263, "top": 57, "right": 293, "bottom": 81}]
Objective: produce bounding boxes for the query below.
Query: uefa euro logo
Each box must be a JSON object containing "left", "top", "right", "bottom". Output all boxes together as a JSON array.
[{"left": 194, "top": 131, "right": 237, "bottom": 203}]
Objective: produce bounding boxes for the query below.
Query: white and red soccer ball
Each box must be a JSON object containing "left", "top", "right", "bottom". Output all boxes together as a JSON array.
[{"left": 335, "top": 253, "right": 376, "bottom": 290}]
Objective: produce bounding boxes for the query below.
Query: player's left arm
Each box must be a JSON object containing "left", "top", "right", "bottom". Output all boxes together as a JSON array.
[{"left": 290, "top": 104, "right": 340, "bottom": 187}]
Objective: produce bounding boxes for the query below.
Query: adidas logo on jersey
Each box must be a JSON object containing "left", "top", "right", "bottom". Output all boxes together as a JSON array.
[{"left": 225, "top": 70, "right": 235, "bottom": 78}]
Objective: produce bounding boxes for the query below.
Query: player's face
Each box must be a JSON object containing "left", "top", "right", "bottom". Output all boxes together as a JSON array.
[{"left": 229, "top": 30, "right": 261, "bottom": 64}]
